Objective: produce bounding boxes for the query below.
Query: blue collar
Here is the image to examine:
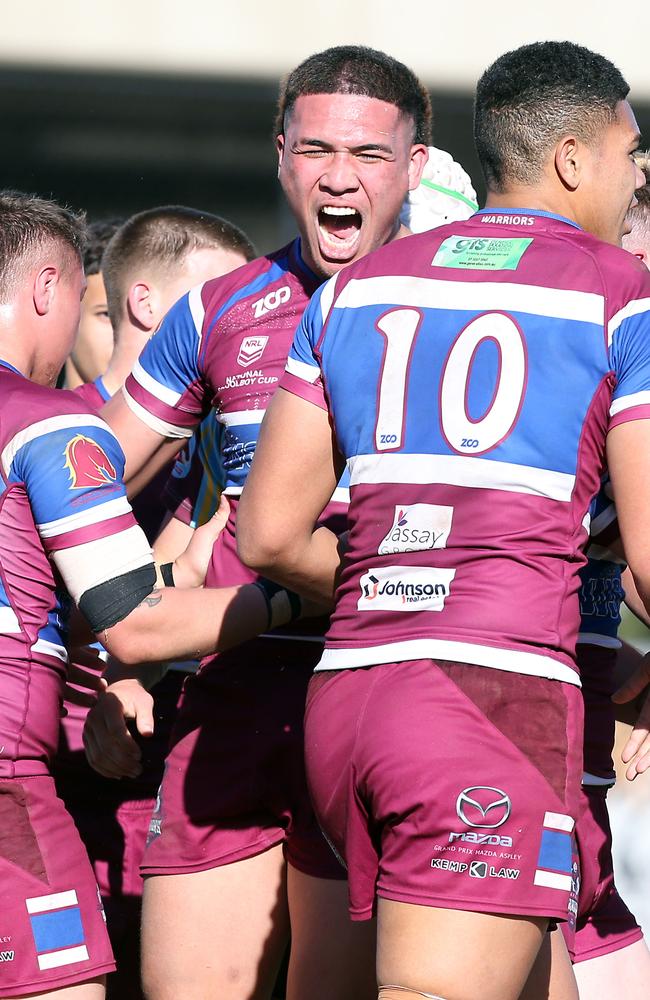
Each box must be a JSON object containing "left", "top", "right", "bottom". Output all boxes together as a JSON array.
[
  {"left": 0, "top": 359, "right": 24, "bottom": 377},
  {"left": 93, "top": 376, "right": 112, "bottom": 402},
  {"left": 292, "top": 238, "right": 325, "bottom": 285},
  {"left": 476, "top": 207, "right": 582, "bottom": 231}
]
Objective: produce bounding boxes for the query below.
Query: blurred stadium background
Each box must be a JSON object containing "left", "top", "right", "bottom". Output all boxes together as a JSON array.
[{"left": 3, "top": 0, "right": 649, "bottom": 928}]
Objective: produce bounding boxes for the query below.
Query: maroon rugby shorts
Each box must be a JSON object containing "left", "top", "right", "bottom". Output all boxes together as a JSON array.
[
  {"left": 0, "top": 775, "right": 114, "bottom": 997},
  {"left": 141, "top": 637, "right": 344, "bottom": 880},
  {"left": 304, "top": 658, "right": 583, "bottom": 923},
  {"left": 562, "top": 785, "right": 642, "bottom": 962}
]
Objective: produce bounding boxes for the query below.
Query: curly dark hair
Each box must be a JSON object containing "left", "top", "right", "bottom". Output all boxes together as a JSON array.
[
  {"left": 276, "top": 45, "right": 432, "bottom": 145},
  {"left": 474, "top": 41, "right": 629, "bottom": 192}
]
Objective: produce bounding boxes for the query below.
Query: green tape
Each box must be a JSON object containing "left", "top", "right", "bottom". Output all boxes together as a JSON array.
[{"left": 420, "top": 177, "right": 479, "bottom": 212}]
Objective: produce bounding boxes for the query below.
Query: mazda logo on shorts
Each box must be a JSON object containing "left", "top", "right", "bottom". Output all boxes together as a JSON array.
[{"left": 456, "top": 786, "right": 511, "bottom": 829}]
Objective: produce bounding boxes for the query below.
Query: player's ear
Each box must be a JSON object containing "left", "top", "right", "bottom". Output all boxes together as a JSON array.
[
  {"left": 276, "top": 133, "right": 285, "bottom": 176},
  {"left": 127, "top": 281, "right": 155, "bottom": 331},
  {"left": 408, "top": 144, "right": 429, "bottom": 191},
  {"left": 33, "top": 265, "right": 59, "bottom": 316},
  {"left": 555, "top": 135, "right": 582, "bottom": 191}
]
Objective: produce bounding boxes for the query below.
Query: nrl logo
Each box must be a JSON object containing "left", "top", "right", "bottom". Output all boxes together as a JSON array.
[{"left": 237, "top": 336, "right": 269, "bottom": 367}]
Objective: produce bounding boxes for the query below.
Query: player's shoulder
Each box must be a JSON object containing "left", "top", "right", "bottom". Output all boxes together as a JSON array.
[
  {"left": 3, "top": 375, "right": 96, "bottom": 419},
  {"left": 1, "top": 378, "right": 106, "bottom": 441},
  {"left": 0, "top": 378, "right": 116, "bottom": 481},
  {"left": 199, "top": 238, "right": 310, "bottom": 316},
  {"left": 581, "top": 235, "right": 650, "bottom": 316},
  {"left": 70, "top": 380, "right": 105, "bottom": 413},
  {"left": 324, "top": 223, "right": 460, "bottom": 303}
]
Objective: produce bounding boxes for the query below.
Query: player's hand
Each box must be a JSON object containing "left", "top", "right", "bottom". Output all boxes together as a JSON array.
[
  {"left": 83, "top": 678, "right": 154, "bottom": 780},
  {"left": 612, "top": 651, "right": 650, "bottom": 780},
  {"left": 171, "top": 494, "right": 230, "bottom": 588},
  {"left": 63, "top": 646, "right": 106, "bottom": 708}
]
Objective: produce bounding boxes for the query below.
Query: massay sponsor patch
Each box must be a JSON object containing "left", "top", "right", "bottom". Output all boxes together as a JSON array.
[{"left": 378, "top": 503, "right": 454, "bottom": 555}]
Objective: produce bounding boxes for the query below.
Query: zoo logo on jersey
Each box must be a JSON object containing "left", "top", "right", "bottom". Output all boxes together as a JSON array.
[
  {"left": 378, "top": 504, "right": 454, "bottom": 555},
  {"left": 63, "top": 435, "right": 117, "bottom": 489},
  {"left": 358, "top": 566, "right": 455, "bottom": 612}
]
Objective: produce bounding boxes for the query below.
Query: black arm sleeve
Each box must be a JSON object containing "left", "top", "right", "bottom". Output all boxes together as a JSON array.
[{"left": 78, "top": 563, "right": 157, "bottom": 633}]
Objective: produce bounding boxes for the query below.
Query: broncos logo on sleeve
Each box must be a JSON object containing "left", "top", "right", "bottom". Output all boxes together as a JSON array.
[{"left": 63, "top": 435, "right": 117, "bottom": 489}]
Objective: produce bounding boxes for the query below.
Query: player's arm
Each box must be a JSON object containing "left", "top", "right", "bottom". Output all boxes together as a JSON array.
[
  {"left": 238, "top": 387, "right": 344, "bottom": 603},
  {"left": 621, "top": 565, "right": 650, "bottom": 628},
  {"left": 238, "top": 276, "right": 345, "bottom": 599},
  {"left": 101, "top": 289, "right": 208, "bottom": 490},
  {"left": 607, "top": 419, "right": 650, "bottom": 778},
  {"left": 607, "top": 420, "right": 650, "bottom": 611}
]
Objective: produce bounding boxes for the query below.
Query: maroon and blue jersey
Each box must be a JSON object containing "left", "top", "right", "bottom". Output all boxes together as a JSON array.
[
  {"left": 0, "top": 362, "right": 152, "bottom": 776},
  {"left": 163, "top": 411, "right": 225, "bottom": 529},
  {"left": 121, "top": 240, "right": 348, "bottom": 626},
  {"left": 281, "top": 209, "right": 650, "bottom": 684}
]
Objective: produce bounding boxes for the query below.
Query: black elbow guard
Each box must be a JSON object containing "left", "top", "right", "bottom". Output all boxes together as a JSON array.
[{"left": 78, "top": 563, "right": 157, "bottom": 633}]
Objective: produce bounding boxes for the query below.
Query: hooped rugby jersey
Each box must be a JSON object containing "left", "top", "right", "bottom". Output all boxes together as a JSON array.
[
  {"left": 0, "top": 363, "right": 151, "bottom": 775},
  {"left": 281, "top": 209, "right": 650, "bottom": 683},
  {"left": 122, "top": 239, "right": 349, "bottom": 605}
]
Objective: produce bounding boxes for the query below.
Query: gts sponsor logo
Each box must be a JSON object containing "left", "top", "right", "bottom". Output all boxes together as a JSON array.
[{"left": 448, "top": 831, "right": 513, "bottom": 847}]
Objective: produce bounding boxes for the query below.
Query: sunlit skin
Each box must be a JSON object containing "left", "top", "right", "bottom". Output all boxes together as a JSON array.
[
  {"left": 577, "top": 101, "right": 644, "bottom": 246},
  {"left": 277, "top": 93, "right": 428, "bottom": 279},
  {"left": 486, "top": 100, "right": 645, "bottom": 248},
  {"left": 65, "top": 272, "right": 112, "bottom": 387},
  {"left": 39, "top": 261, "right": 87, "bottom": 388},
  {"left": 151, "top": 245, "right": 247, "bottom": 321},
  {"left": 100, "top": 244, "right": 249, "bottom": 397}
]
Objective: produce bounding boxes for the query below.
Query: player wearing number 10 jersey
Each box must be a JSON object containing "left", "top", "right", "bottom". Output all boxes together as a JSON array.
[{"left": 239, "top": 41, "right": 650, "bottom": 1000}]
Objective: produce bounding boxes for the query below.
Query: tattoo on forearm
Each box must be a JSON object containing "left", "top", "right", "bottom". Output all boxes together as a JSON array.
[{"left": 140, "top": 589, "right": 162, "bottom": 609}]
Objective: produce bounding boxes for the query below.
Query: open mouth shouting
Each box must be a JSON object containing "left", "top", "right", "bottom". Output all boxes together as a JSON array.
[{"left": 317, "top": 205, "right": 363, "bottom": 260}]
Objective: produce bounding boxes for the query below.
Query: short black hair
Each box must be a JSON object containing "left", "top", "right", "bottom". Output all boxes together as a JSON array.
[
  {"left": 102, "top": 206, "right": 255, "bottom": 328},
  {"left": 84, "top": 218, "right": 123, "bottom": 275},
  {"left": 276, "top": 45, "right": 432, "bottom": 145},
  {"left": 0, "top": 190, "right": 87, "bottom": 302},
  {"left": 474, "top": 41, "right": 630, "bottom": 192}
]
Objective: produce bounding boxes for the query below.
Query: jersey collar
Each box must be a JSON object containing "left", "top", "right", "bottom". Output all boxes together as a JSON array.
[
  {"left": 93, "top": 376, "right": 112, "bottom": 402},
  {"left": 475, "top": 207, "right": 583, "bottom": 231},
  {"left": 0, "top": 359, "right": 25, "bottom": 377},
  {"left": 292, "top": 238, "right": 324, "bottom": 287}
]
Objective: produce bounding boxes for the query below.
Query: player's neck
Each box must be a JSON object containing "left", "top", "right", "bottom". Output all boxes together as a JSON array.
[
  {"left": 485, "top": 188, "right": 579, "bottom": 226},
  {"left": 0, "top": 323, "right": 35, "bottom": 381},
  {"left": 63, "top": 356, "right": 84, "bottom": 389},
  {"left": 102, "top": 322, "right": 150, "bottom": 396}
]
